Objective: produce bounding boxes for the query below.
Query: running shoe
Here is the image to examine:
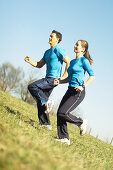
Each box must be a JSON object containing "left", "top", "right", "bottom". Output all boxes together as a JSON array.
[
  {"left": 45, "top": 99, "right": 54, "bottom": 114},
  {"left": 80, "top": 119, "right": 88, "bottom": 135},
  {"left": 40, "top": 124, "right": 52, "bottom": 130},
  {"left": 46, "top": 125, "right": 52, "bottom": 130},
  {"left": 56, "top": 138, "right": 70, "bottom": 145}
]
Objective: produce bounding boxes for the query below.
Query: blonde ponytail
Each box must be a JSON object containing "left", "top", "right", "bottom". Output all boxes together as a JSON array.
[
  {"left": 79, "top": 40, "right": 93, "bottom": 65},
  {"left": 84, "top": 50, "right": 93, "bottom": 65}
]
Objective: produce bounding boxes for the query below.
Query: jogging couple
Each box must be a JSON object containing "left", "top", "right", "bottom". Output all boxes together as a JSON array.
[{"left": 24, "top": 30, "right": 95, "bottom": 145}]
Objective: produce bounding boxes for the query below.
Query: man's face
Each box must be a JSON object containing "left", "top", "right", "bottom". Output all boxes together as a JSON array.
[{"left": 49, "top": 33, "right": 59, "bottom": 45}]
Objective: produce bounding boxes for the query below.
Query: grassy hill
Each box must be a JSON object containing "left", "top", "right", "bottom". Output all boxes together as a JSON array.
[{"left": 0, "top": 90, "right": 113, "bottom": 170}]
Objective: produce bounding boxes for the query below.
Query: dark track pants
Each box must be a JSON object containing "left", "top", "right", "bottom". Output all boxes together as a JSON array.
[
  {"left": 57, "top": 87, "right": 85, "bottom": 139},
  {"left": 28, "top": 77, "right": 56, "bottom": 125}
]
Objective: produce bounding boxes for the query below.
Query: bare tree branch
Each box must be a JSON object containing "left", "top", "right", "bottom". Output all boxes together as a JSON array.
[{"left": 0, "top": 62, "right": 24, "bottom": 92}]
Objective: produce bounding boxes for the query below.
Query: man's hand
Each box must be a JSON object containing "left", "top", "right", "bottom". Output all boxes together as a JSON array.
[
  {"left": 54, "top": 78, "right": 60, "bottom": 85},
  {"left": 24, "top": 56, "right": 45, "bottom": 68},
  {"left": 24, "top": 56, "right": 31, "bottom": 63},
  {"left": 75, "top": 86, "right": 84, "bottom": 92}
]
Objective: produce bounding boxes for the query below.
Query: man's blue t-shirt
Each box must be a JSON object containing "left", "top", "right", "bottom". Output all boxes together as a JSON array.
[
  {"left": 67, "top": 56, "right": 94, "bottom": 87},
  {"left": 42, "top": 45, "right": 66, "bottom": 78}
]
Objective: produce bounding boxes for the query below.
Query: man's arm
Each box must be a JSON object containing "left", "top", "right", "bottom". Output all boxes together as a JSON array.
[
  {"left": 60, "top": 56, "right": 70, "bottom": 80},
  {"left": 54, "top": 77, "right": 68, "bottom": 85},
  {"left": 24, "top": 56, "right": 46, "bottom": 68}
]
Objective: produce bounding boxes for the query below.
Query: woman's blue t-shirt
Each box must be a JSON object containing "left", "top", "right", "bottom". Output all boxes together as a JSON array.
[
  {"left": 42, "top": 45, "right": 66, "bottom": 78},
  {"left": 67, "top": 56, "right": 94, "bottom": 87}
]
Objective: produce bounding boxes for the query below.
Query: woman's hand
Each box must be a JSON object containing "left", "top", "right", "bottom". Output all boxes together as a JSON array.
[
  {"left": 54, "top": 78, "right": 60, "bottom": 85},
  {"left": 75, "top": 86, "right": 84, "bottom": 92}
]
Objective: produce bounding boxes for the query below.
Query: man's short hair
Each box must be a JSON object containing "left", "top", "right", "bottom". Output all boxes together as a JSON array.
[{"left": 52, "top": 30, "right": 62, "bottom": 43}]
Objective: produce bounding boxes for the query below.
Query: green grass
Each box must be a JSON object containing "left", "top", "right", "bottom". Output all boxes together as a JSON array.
[{"left": 0, "top": 90, "right": 113, "bottom": 170}]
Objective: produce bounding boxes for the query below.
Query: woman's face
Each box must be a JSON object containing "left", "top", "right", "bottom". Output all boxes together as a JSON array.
[{"left": 74, "top": 41, "right": 85, "bottom": 53}]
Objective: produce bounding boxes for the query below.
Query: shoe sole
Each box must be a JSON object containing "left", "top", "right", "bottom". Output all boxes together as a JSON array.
[
  {"left": 45, "top": 100, "right": 54, "bottom": 114},
  {"left": 80, "top": 120, "right": 88, "bottom": 136}
]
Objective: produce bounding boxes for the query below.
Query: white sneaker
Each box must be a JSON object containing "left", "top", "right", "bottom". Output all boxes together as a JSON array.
[
  {"left": 46, "top": 125, "right": 52, "bottom": 130},
  {"left": 56, "top": 138, "right": 70, "bottom": 145},
  {"left": 45, "top": 99, "right": 54, "bottom": 114},
  {"left": 41, "top": 125, "right": 52, "bottom": 130},
  {"left": 80, "top": 119, "right": 88, "bottom": 135}
]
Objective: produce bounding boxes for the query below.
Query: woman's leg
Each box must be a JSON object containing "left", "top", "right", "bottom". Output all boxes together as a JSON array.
[{"left": 57, "top": 87, "right": 85, "bottom": 139}]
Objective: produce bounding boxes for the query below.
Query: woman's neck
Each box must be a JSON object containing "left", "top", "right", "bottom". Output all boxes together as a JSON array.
[{"left": 76, "top": 52, "right": 83, "bottom": 59}]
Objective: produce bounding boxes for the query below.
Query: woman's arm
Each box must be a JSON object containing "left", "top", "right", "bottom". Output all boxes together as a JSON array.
[
  {"left": 84, "top": 76, "right": 95, "bottom": 87},
  {"left": 75, "top": 58, "right": 95, "bottom": 92},
  {"left": 75, "top": 76, "right": 95, "bottom": 92}
]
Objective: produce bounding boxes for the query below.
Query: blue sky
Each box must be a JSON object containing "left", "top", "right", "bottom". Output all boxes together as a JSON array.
[{"left": 0, "top": 0, "right": 113, "bottom": 143}]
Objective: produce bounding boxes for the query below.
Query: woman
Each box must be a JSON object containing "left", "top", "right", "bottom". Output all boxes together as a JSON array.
[{"left": 54, "top": 40, "right": 95, "bottom": 145}]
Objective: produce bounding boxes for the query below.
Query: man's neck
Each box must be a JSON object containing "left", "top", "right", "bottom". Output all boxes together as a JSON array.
[{"left": 50, "top": 43, "right": 58, "bottom": 48}]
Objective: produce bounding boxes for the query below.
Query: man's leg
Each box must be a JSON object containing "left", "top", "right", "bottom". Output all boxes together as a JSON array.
[
  {"left": 37, "top": 102, "right": 50, "bottom": 125},
  {"left": 28, "top": 77, "right": 55, "bottom": 125},
  {"left": 37, "top": 86, "right": 53, "bottom": 125},
  {"left": 28, "top": 78, "right": 49, "bottom": 106}
]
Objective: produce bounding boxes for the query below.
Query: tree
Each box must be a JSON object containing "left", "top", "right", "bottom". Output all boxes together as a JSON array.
[
  {"left": 19, "top": 75, "right": 36, "bottom": 105},
  {"left": 0, "top": 62, "right": 24, "bottom": 92},
  {"left": 18, "top": 69, "right": 42, "bottom": 105},
  {"left": 0, "top": 62, "right": 42, "bottom": 105}
]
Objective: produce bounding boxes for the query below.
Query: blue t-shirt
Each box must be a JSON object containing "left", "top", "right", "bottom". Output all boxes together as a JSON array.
[
  {"left": 67, "top": 56, "right": 94, "bottom": 87},
  {"left": 42, "top": 45, "right": 66, "bottom": 78}
]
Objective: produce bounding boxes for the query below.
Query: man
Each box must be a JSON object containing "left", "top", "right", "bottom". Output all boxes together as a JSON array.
[{"left": 24, "top": 30, "right": 70, "bottom": 130}]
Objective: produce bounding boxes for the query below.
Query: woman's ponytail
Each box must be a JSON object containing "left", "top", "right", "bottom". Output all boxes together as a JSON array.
[
  {"left": 84, "top": 50, "right": 93, "bottom": 65},
  {"left": 80, "top": 40, "right": 93, "bottom": 65}
]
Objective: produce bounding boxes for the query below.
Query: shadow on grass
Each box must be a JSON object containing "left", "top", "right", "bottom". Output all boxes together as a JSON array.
[
  {"left": 0, "top": 123, "right": 5, "bottom": 136},
  {"left": 4, "top": 106, "right": 38, "bottom": 128}
]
